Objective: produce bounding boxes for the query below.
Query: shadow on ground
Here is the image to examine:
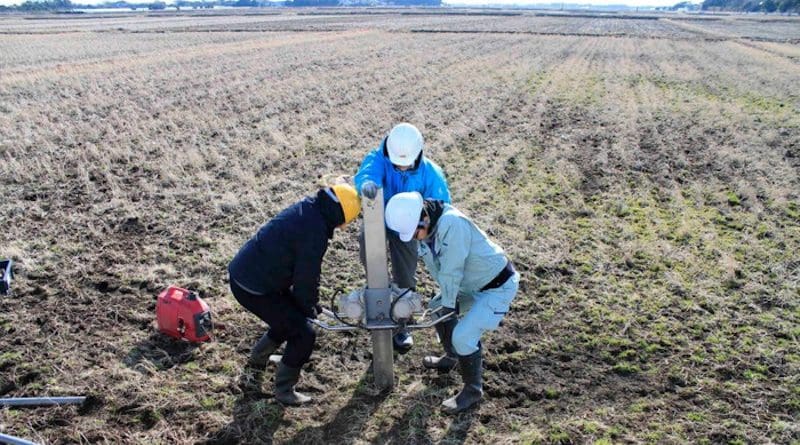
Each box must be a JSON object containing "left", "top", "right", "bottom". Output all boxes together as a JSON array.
[
  {"left": 123, "top": 333, "right": 199, "bottom": 373},
  {"left": 382, "top": 377, "right": 476, "bottom": 445},
  {"left": 201, "top": 367, "right": 286, "bottom": 444},
  {"left": 286, "top": 369, "right": 390, "bottom": 444}
]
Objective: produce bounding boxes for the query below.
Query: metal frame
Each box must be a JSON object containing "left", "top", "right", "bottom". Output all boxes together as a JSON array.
[{"left": 309, "top": 308, "right": 455, "bottom": 332}]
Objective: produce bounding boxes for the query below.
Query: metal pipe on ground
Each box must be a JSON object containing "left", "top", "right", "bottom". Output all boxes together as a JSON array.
[
  {"left": 0, "top": 397, "right": 86, "bottom": 407},
  {"left": 0, "top": 432, "right": 40, "bottom": 445}
]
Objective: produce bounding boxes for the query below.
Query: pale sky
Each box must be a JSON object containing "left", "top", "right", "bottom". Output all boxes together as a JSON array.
[{"left": 0, "top": 0, "right": 683, "bottom": 8}]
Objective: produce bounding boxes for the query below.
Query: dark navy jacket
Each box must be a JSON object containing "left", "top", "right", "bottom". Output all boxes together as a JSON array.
[{"left": 228, "top": 189, "right": 344, "bottom": 317}]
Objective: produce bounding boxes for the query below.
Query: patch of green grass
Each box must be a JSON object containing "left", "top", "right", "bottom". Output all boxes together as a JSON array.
[
  {"left": 736, "top": 92, "right": 791, "bottom": 116},
  {"left": 519, "top": 427, "right": 545, "bottom": 445},
  {"left": 617, "top": 349, "right": 638, "bottom": 361},
  {"left": 184, "top": 362, "right": 200, "bottom": 371},
  {"left": 612, "top": 362, "right": 641, "bottom": 376},
  {"left": 200, "top": 397, "right": 217, "bottom": 410},
  {"left": 628, "top": 401, "right": 648, "bottom": 413},
  {"left": 743, "top": 369, "right": 766, "bottom": 381},
  {"left": 0, "top": 351, "right": 22, "bottom": 362},
  {"left": 644, "top": 430, "right": 663, "bottom": 443},
  {"left": 686, "top": 411, "right": 705, "bottom": 422},
  {"left": 726, "top": 191, "right": 741, "bottom": 207},
  {"left": 786, "top": 202, "right": 800, "bottom": 221},
  {"left": 548, "top": 425, "right": 572, "bottom": 444},
  {"left": 544, "top": 387, "right": 560, "bottom": 400},
  {"left": 581, "top": 420, "right": 602, "bottom": 434},
  {"left": 527, "top": 70, "right": 549, "bottom": 96}
]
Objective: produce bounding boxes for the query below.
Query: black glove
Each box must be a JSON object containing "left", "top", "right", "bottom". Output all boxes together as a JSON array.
[
  {"left": 304, "top": 303, "right": 323, "bottom": 319},
  {"left": 361, "top": 181, "right": 379, "bottom": 199}
]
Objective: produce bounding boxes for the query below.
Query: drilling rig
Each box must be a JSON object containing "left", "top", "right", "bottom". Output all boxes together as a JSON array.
[{"left": 309, "top": 189, "right": 453, "bottom": 390}]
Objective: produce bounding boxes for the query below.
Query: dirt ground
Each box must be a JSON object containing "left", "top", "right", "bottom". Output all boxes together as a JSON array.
[{"left": 1, "top": 8, "right": 799, "bottom": 444}]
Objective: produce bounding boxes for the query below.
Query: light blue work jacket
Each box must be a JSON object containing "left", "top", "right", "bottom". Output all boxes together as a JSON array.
[{"left": 418, "top": 204, "right": 507, "bottom": 309}]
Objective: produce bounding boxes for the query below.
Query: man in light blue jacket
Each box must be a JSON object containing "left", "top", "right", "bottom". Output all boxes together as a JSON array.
[
  {"left": 385, "top": 192, "right": 520, "bottom": 414},
  {"left": 354, "top": 123, "right": 450, "bottom": 353}
]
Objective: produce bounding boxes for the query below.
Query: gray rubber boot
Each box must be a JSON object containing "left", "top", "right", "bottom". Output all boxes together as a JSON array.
[
  {"left": 274, "top": 362, "right": 312, "bottom": 406},
  {"left": 248, "top": 332, "right": 281, "bottom": 369},
  {"left": 423, "top": 318, "right": 458, "bottom": 372},
  {"left": 442, "top": 347, "right": 483, "bottom": 414}
]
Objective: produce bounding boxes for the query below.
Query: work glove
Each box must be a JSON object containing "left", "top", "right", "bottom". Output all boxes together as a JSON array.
[
  {"left": 303, "top": 303, "right": 323, "bottom": 320},
  {"left": 361, "top": 181, "right": 379, "bottom": 199}
]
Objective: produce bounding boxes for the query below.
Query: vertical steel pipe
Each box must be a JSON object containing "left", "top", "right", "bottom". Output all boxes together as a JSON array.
[{"left": 362, "top": 189, "right": 394, "bottom": 390}]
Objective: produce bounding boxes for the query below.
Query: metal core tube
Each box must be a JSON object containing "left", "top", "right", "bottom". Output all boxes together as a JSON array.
[{"left": 362, "top": 189, "right": 394, "bottom": 390}]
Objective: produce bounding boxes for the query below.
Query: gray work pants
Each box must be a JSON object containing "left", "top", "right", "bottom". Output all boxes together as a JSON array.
[{"left": 359, "top": 226, "right": 418, "bottom": 289}]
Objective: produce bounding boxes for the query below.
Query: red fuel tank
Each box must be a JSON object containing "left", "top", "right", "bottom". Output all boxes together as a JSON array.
[{"left": 156, "top": 286, "right": 213, "bottom": 343}]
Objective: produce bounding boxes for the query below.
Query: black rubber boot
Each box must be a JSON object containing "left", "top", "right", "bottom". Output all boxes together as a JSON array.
[
  {"left": 423, "top": 317, "right": 458, "bottom": 373},
  {"left": 274, "top": 362, "right": 312, "bottom": 406},
  {"left": 442, "top": 347, "right": 483, "bottom": 414},
  {"left": 393, "top": 330, "right": 414, "bottom": 354},
  {"left": 248, "top": 332, "right": 281, "bottom": 369}
]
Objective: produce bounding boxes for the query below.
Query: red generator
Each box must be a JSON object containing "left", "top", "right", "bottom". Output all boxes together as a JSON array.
[{"left": 156, "top": 286, "right": 213, "bottom": 343}]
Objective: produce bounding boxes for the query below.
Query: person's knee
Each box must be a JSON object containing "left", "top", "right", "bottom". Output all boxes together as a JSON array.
[
  {"left": 451, "top": 325, "right": 479, "bottom": 356},
  {"left": 296, "top": 324, "right": 316, "bottom": 351},
  {"left": 284, "top": 324, "right": 316, "bottom": 367}
]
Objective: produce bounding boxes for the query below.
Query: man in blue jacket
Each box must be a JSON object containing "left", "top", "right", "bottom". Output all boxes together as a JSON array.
[
  {"left": 385, "top": 192, "right": 520, "bottom": 413},
  {"left": 354, "top": 123, "right": 450, "bottom": 353},
  {"left": 228, "top": 182, "right": 360, "bottom": 406}
]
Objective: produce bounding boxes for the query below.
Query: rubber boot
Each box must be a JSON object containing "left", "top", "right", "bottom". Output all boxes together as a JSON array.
[
  {"left": 247, "top": 332, "right": 281, "bottom": 369},
  {"left": 442, "top": 347, "right": 483, "bottom": 414},
  {"left": 274, "top": 362, "right": 312, "bottom": 406},
  {"left": 423, "top": 317, "right": 458, "bottom": 373},
  {"left": 393, "top": 330, "right": 414, "bottom": 354}
]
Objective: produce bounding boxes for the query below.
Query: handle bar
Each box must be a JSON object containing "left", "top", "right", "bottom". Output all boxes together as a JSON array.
[{"left": 308, "top": 308, "right": 455, "bottom": 332}]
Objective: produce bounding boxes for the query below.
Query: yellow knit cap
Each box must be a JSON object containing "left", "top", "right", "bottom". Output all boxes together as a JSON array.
[{"left": 331, "top": 183, "right": 361, "bottom": 225}]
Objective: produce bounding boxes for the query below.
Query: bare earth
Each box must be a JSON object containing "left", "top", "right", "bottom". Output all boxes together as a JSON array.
[{"left": 0, "top": 9, "right": 799, "bottom": 444}]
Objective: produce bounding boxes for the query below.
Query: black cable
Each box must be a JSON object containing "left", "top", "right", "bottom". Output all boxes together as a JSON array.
[{"left": 389, "top": 287, "right": 411, "bottom": 325}]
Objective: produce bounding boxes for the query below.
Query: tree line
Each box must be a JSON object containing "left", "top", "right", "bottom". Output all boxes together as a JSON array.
[
  {"left": 701, "top": 0, "right": 799, "bottom": 12},
  {"left": 0, "top": 0, "right": 440, "bottom": 10}
]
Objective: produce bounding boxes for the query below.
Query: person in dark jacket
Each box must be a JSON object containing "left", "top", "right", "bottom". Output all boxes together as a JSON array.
[{"left": 228, "top": 182, "right": 360, "bottom": 405}]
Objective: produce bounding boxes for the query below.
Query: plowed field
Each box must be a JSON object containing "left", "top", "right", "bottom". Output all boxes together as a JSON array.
[{"left": 1, "top": 9, "right": 799, "bottom": 444}]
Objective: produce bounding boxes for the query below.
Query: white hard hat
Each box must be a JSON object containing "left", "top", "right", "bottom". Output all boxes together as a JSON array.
[
  {"left": 385, "top": 192, "right": 424, "bottom": 242},
  {"left": 386, "top": 123, "right": 423, "bottom": 167}
]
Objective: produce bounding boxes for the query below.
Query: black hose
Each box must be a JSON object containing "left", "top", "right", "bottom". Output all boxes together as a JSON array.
[{"left": 389, "top": 288, "right": 411, "bottom": 325}]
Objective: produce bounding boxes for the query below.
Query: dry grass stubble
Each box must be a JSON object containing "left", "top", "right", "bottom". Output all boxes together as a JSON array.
[{"left": 1, "top": 10, "right": 799, "bottom": 444}]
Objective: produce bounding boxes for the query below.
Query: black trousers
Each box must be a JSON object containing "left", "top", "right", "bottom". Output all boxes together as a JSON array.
[{"left": 230, "top": 280, "right": 316, "bottom": 368}]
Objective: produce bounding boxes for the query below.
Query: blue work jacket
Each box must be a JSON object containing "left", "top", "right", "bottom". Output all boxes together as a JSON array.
[{"left": 354, "top": 138, "right": 451, "bottom": 206}]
